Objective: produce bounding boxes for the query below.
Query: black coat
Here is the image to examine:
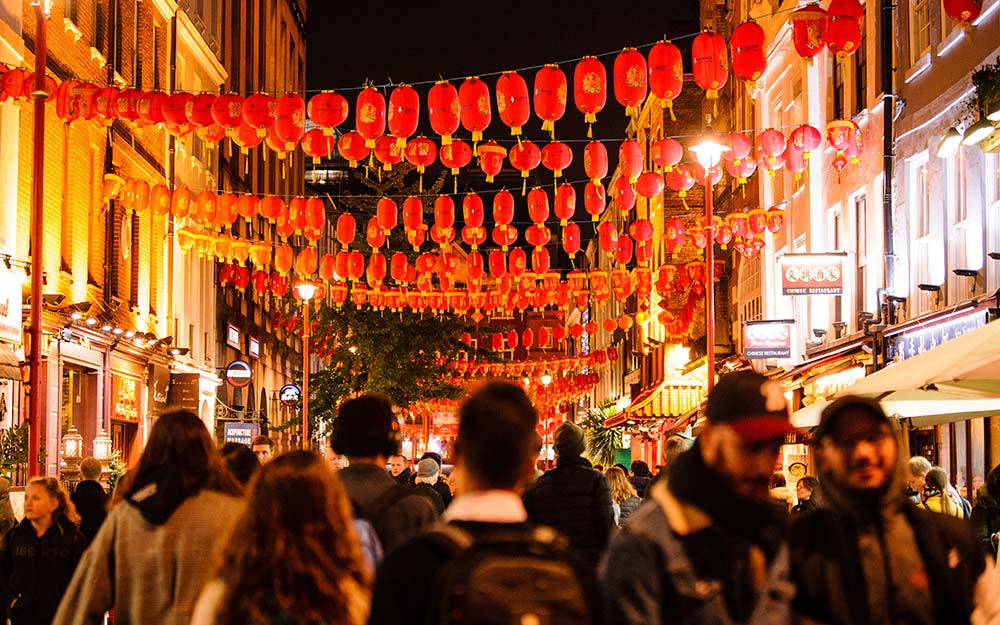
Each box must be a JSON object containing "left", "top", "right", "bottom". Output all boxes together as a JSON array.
[
  {"left": 1, "top": 517, "right": 87, "bottom": 625},
  {"left": 71, "top": 480, "right": 108, "bottom": 543},
  {"left": 523, "top": 455, "right": 615, "bottom": 568},
  {"left": 971, "top": 487, "right": 1000, "bottom": 556}
]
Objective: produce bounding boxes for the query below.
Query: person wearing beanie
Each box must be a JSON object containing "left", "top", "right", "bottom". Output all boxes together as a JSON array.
[
  {"left": 412, "top": 458, "right": 445, "bottom": 515},
  {"left": 603, "top": 370, "right": 797, "bottom": 625},
  {"left": 408, "top": 451, "right": 453, "bottom": 508},
  {"left": 756, "top": 396, "right": 1000, "bottom": 625},
  {"left": 330, "top": 394, "right": 438, "bottom": 554},
  {"left": 523, "top": 420, "right": 615, "bottom": 568}
]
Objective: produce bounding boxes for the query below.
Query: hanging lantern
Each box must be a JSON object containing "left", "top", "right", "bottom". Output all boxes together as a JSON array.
[
  {"left": 584, "top": 180, "right": 606, "bottom": 221},
  {"left": 784, "top": 146, "right": 806, "bottom": 181},
  {"left": 356, "top": 86, "right": 387, "bottom": 148},
  {"left": 692, "top": 30, "right": 729, "bottom": 112},
  {"left": 554, "top": 183, "right": 576, "bottom": 226},
  {"left": 307, "top": 91, "right": 349, "bottom": 135},
  {"left": 195, "top": 190, "right": 217, "bottom": 225},
  {"left": 388, "top": 84, "right": 420, "bottom": 148},
  {"left": 301, "top": 128, "right": 336, "bottom": 164},
  {"left": 533, "top": 64, "right": 567, "bottom": 137},
  {"left": 531, "top": 247, "right": 551, "bottom": 274},
  {"left": 618, "top": 139, "right": 643, "bottom": 183},
  {"left": 826, "top": 119, "right": 857, "bottom": 175},
  {"left": 573, "top": 56, "right": 607, "bottom": 135},
  {"left": 209, "top": 93, "right": 243, "bottom": 131},
  {"left": 493, "top": 189, "right": 515, "bottom": 227},
  {"left": 598, "top": 221, "right": 619, "bottom": 256},
  {"left": 757, "top": 129, "right": 787, "bottom": 168},
  {"left": 789, "top": 124, "right": 823, "bottom": 161},
  {"left": 187, "top": 94, "right": 219, "bottom": 128},
  {"left": 541, "top": 141, "right": 573, "bottom": 179},
  {"left": 335, "top": 213, "right": 356, "bottom": 248},
  {"left": 747, "top": 208, "right": 768, "bottom": 236},
  {"left": 367, "top": 252, "right": 388, "bottom": 287},
  {"left": 615, "top": 236, "right": 634, "bottom": 265},
  {"left": 434, "top": 194, "right": 456, "bottom": 231},
  {"left": 527, "top": 187, "right": 550, "bottom": 224},
  {"left": 376, "top": 197, "right": 398, "bottom": 235},
  {"left": 495, "top": 70, "right": 530, "bottom": 136},
  {"left": 242, "top": 93, "right": 275, "bottom": 137},
  {"left": 403, "top": 195, "right": 425, "bottom": 249},
  {"left": 943, "top": 0, "right": 983, "bottom": 29},
  {"left": 477, "top": 141, "right": 507, "bottom": 182},
  {"left": 826, "top": 0, "right": 864, "bottom": 60},
  {"left": 525, "top": 223, "right": 551, "bottom": 249},
  {"left": 337, "top": 130, "right": 371, "bottom": 167},
  {"left": 362, "top": 216, "right": 384, "bottom": 251},
  {"left": 725, "top": 157, "right": 758, "bottom": 188},
  {"left": 731, "top": 21, "right": 767, "bottom": 95},
  {"left": 509, "top": 140, "right": 542, "bottom": 194},
  {"left": 648, "top": 40, "right": 683, "bottom": 120},
  {"left": 583, "top": 140, "right": 609, "bottom": 185},
  {"left": 163, "top": 92, "right": 193, "bottom": 126},
  {"left": 563, "top": 222, "right": 581, "bottom": 258},
  {"left": 613, "top": 48, "right": 648, "bottom": 118},
  {"left": 274, "top": 244, "right": 294, "bottom": 275},
  {"left": 295, "top": 247, "right": 319, "bottom": 278},
  {"left": 665, "top": 165, "right": 696, "bottom": 208},
  {"left": 405, "top": 137, "right": 438, "bottom": 188},
  {"left": 767, "top": 205, "right": 786, "bottom": 233},
  {"left": 374, "top": 135, "right": 404, "bottom": 170},
  {"left": 635, "top": 171, "right": 664, "bottom": 198},
  {"left": 629, "top": 220, "right": 654, "bottom": 244},
  {"left": 427, "top": 80, "right": 461, "bottom": 145},
  {"left": 612, "top": 177, "right": 636, "bottom": 215},
  {"left": 724, "top": 132, "right": 754, "bottom": 168},
  {"left": 232, "top": 122, "right": 264, "bottom": 153},
  {"left": 791, "top": 3, "right": 829, "bottom": 60},
  {"left": 691, "top": 162, "right": 724, "bottom": 187},
  {"left": 274, "top": 93, "right": 306, "bottom": 151},
  {"left": 459, "top": 77, "right": 492, "bottom": 143},
  {"left": 170, "top": 186, "right": 191, "bottom": 219},
  {"left": 136, "top": 90, "right": 166, "bottom": 124},
  {"left": 439, "top": 139, "right": 473, "bottom": 177}
]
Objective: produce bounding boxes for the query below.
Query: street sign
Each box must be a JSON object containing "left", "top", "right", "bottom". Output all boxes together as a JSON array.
[
  {"left": 225, "top": 359, "right": 252, "bottom": 388},
  {"left": 279, "top": 383, "right": 301, "bottom": 406}
]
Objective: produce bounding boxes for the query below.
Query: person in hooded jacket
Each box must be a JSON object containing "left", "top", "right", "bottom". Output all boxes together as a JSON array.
[
  {"left": 52, "top": 409, "right": 243, "bottom": 625},
  {"left": 1, "top": 477, "right": 87, "bottom": 625},
  {"left": 972, "top": 463, "right": 1000, "bottom": 557}
]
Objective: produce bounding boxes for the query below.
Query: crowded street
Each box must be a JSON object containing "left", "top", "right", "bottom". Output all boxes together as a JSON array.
[{"left": 2, "top": 0, "right": 1000, "bottom": 623}]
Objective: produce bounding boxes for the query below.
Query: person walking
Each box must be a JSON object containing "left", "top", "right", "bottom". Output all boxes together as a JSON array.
[
  {"left": 190, "top": 451, "right": 370, "bottom": 625},
  {"left": 922, "top": 466, "right": 966, "bottom": 519},
  {"left": 602, "top": 371, "right": 796, "bottom": 625},
  {"left": 331, "top": 394, "right": 438, "bottom": 554},
  {"left": 791, "top": 476, "right": 821, "bottom": 516},
  {"left": 52, "top": 409, "right": 243, "bottom": 625},
  {"left": 219, "top": 442, "right": 260, "bottom": 488},
  {"left": 369, "top": 381, "right": 602, "bottom": 625},
  {"left": 71, "top": 458, "right": 109, "bottom": 544},
  {"left": 523, "top": 421, "right": 615, "bottom": 568},
  {"left": 1, "top": 477, "right": 87, "bottom": 625},
  {"left": 972, "top": 463, "right": 1000, "bottom": 557},
  {"left": 763, "top": 396, "right": 1000, "bottom": 625},
  {"left": 605, "top": 466, "right": 640, "bottom": 526},
  {"left": 412, "top": 457, "right": 446, "bottom": 515}
]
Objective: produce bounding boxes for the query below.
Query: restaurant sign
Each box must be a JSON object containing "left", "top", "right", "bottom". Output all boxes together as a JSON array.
[
  {"left": 780, "top": 253, "right": 847, "bottom": 296},
  {"left": 744, "top": 320, "right": 795, "bottom": 359},
  {"left": 886, "top": 310, "right": 987, "bottom": 362}
]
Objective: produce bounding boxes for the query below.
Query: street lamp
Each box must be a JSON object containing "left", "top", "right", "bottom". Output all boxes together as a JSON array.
[
  {"left": 293, "top": 281, "right": 317, "bottom": 450},
  {"left": 689, "top": 125, "right": 729, "bottom": 393}
]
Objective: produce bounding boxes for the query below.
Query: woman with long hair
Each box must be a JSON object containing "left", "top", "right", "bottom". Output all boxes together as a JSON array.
[
  {"left": 191, "top": 450, "right": 371, "bottom": 625},
  {"left": 972, "top": 463, "right": 1000, "bottom": 555},
  {"left": 1, "top": 477, "right": 87, "bottom": 625},
  {"left": 606, "top": 466, "right": 641, "bottom": 526},
  {"left": 791, "top": 476, "right": 823, "bottom": 516},
  {"left": 53, "top": 409, "right": 243, "bottom": 625}
]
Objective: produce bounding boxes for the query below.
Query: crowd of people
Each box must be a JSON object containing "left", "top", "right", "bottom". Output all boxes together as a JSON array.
[{"left": 0, "top": 371, "right": 999, "bottom": 624}]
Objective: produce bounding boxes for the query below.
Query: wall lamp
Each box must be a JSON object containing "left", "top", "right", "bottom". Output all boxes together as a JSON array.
[
  {"left": 988, "top": 252, "right": 1000, "bottom": 260},
  {"left": 169, "top": 347, "right": 190, "bottom": 356},
  {"left": 918, "top": 283, "right": 942, "bottom": 305},
  {"left": 936, "top": 127, "right": 962, "bottom": 158},
  {"left": 953, "top": 268, "right": 980, "bottom": 296}
]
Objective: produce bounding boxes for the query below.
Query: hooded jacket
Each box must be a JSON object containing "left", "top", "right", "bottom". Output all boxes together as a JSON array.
[{"left": 971, "top": 486, "right": 1000, "bottom": 556}]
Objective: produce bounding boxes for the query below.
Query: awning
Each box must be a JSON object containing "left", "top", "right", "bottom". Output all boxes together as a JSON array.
[
  {"left": 793, "top": 390, "right": 1000, "bottom": 429},
  {"left": 604, "top": 379, "right": 704, "bottom": 428},
  {"left": 0, "top": 343, "right": 21, "bottom": 381}
]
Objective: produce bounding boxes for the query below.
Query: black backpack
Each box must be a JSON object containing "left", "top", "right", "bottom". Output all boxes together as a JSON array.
[{"left": 426, "top": 524, "right": 594, "bottom": 625}]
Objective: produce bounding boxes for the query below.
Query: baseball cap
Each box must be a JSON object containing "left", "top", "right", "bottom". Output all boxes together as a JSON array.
[
  {"left": 706, "top": 370, "right": 799, "bottom": 443},
  {"left": 813, "top": 395, "right": 889, "bottom": 443}
]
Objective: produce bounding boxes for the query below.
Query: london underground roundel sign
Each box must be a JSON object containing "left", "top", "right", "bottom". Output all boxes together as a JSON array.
[{"left": 225, "top": 359, "right": 252, "bottom": 388}]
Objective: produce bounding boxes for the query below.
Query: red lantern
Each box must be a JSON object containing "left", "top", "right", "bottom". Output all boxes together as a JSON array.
[
  {"left": 943, "top": 0, "right": 983, "bottom": 28},
  {"left": 307, "top": 91, "right": 349, "bottom": 134},
  {"left": 405, "top": 136, "right": 438, "bottom": 174},
  {"left": 584, "top": 141, "right": 608, "bottom": 183},
  {"left": 563, "top": 222, "right": 581, "bottom": 258},
  {"left": 525, "top": 224, "right": 551, "bottom": 249},
  {"left": 648, "top": 40, "right": 683, "bottom": 120},
  {"left": 301, "top": 128, "right": 336, "bottom": 164},
  {"left": 757, "top": 129, "right": 787, "bottom": 167},
  {"left": 692, "top": 30, "right": 729, "bottom": 110},
  {"left": 493, "top": 189, "right": 514, "bottom": 226},
  {"left": 427, "top": 80, "right": 460, "bottom": 144},
  {"left": 274, "top": 244, "right": 294, "bottom": 275},
  {"left": 209, "top": 93, "right": 242, "bottom": 130},
  {"left": 439, "top": 140, "right": 473, "bottom": 175},
  {"left": 463, "top": 192, "right": 485, "bottom": 230},
  {"left": 767, "top": 205, "right": 786, "bottom": 233},
  {"left": 541, "top": 141, "right": 573, "bottom": 179},
  {"left": 459, "top": 77, "right": 491, "bottom": 142},
  {"left": 726, "top": 158, "right": 757, "bottom": 186},
  {"left": 242, "top": 93, "right": 275, "bottom": 136},
  {"left": 356, "top": 86, "right": 386, "bottom": 148},
  {"left": 725, "top": 132, "right": 753, "bottom": 166},
  {"left": 573, "top": 56, "right": 607, "bottom": 133},
  {"left": 664, "top": 217, "right": 686, "bottom": 257},
  {"left": 554, "top": 183, "right": 576, "bottom": 226},
  {"left": 533, "top": 64, "right": 567, "bottom": 136},
  {"left": 666, "top": 165, "right": 696, "bottom": 208},
  {"left": 186, "top": 93, "right": 216, "bottom": 128},
  {"left": 195, "top": 190, "right": 217, "bottom": 225},
  {"left": 651, "top": 137, "right": 683, "bottom": 172},
  {"left": 162, "top": 92, "right": 192, "bottom": 127},
  {"left": 613, "top": 48, "right": 648, "bottom": 117},
  {"left": 615, "top": 236, "right": 634, "bottom": 265},
  {"left": 434, "top": 195, "right": 456, "bottom": 232},
  {"left": 274, "top": 93, "right": 306, "bottom": 150},
  {"left": 495, "top": 71, "right": 530, "bottom": 136},
  {"left": 584, "top": 181, "right": 606, "bottom": 221},
  {"left": 826, "top": 0, "right": 864, "bottom": 60},
  {"left": 531, "top": 247, "right": 551, "bottom": 274},
  {"left": 748, "top": 208, "right": 768, "bottom": 235},
  {"left": 335, "top": 213, "right": 356, "bottom": 248},
  {"left": 526, "top": 187, "right": 550, "bottom": 225},
  {"left": 731, "top": 21, "right": 766, "bottom": 92},
  {"left": 477, "top": 141, "right": 507, "bottom": 182},
  {"left": 403, "top": 196, "right": 425, "bottom": 234},
  {"left": 619, "top": 139, "right": 643, "bottom": 183},
  {"left": 376, "top": 197, "right": 398, "bottom": 235},
  {"left": 510, "top": 248, "right": 527, "bottom": 277},
  {"left": 789, "top": 124, "right": 822, "bottom": 161},
  {"left": 612, "top": 177, "right": 636, "bottom": 214},
  {"left": 388, "top": 84, "right": 420, "bottom": 148},
  {"left": 784, "top": 146, "right": 806, "bottom": 181},
  {"left": 598, "top": 221, "right": 619, "bottom": 256},
  {"left": 170, "top": 186, "right": 191, "bottom": 219},
  {"left": 509, "top": 140, "right": 542, "bottom": 193},
  {"left": 374, "top": 135, "right": 404, "bottom": 170},
  {"left": 635, "top": 171, "right": 664, "bottom": 198},
  {"left": 337, "top": 130, "right": 370, "bottom": 167},
  {"left": 791, "top": 3, "right": 829, "bottom": 60}
]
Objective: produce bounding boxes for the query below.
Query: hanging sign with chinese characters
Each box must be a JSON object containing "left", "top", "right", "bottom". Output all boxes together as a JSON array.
[{"left": 780, "top": 253, "right": 846, "bottom": 296}]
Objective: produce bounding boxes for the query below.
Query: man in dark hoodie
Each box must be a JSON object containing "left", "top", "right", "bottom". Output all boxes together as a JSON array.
[
  {"left": 602, "top": 371, "right": 795, "bottom": 625},
  {"left": 523, "top": 421, "right": 615, "bottom": 568},
  {"left": 70, "top": 457, "right": 109, "bottom": 543},
  {"left": 761, "top": 396, "right": 1000, "bottom": 625}
]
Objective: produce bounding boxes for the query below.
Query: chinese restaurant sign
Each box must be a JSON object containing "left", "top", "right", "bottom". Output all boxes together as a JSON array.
[
  {"left": 780, "top": 253, "right": 847, "bottom": 296},
  {"left": 744, "top": 320, "right": 795, "bottom": 359}
]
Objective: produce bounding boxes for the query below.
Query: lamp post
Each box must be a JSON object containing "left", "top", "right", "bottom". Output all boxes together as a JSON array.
[
  {"left": 293, "top": 281, "right": 317, "bottom": 449},
  {"left": 27, "top": 1, "right": 51, "bottom": 477},
  {"left": 689, "top": 126, "right": 729, "bottom": 393}
]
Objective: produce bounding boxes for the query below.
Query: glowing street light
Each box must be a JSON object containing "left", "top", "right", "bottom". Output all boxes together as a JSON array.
[{"left": 294, "top": 281, "right": 317, "bottom": 449}]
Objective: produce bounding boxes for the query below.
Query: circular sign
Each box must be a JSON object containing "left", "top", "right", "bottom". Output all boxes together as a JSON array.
[
  {"left": 788, "top": 462, "right": 808, "bottom": 479},
  {"left": 279, "top": 383, "right": 302, "bottom": 406},
  {"left": 225, "top": 359, "right": 252, "bottom": 388}
]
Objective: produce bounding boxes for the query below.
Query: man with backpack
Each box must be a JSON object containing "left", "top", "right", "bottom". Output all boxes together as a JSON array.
[
  {"left": 331, "top": 394, "right": 439, "bottom": 555},
  {"left": 369, "top": 381, "right": 602, "bottom": 625}
]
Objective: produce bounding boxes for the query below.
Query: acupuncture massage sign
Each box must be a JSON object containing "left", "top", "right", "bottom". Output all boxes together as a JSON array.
[{"left": 779, "top": 253, "right": 847, "bottom": 296}]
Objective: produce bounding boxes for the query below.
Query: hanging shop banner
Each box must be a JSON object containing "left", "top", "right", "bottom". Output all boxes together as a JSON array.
[
  {"left": 886, "top": 310, "right": 988, "bottom": 362},
  {"left": 168, "top": 372, "right": 200, "bottom": 413},
  {"left": 780, "top": 253, "right": 847, "bottom": 296},
  {"left": 0, "top": 264, "right": 22, "bottom": 344},
  {"left": 223, "top": 422, "right": 260, "bottom": 445},
  {"left": 225, "top": 360, "right": 253, "bottom": 388},
  {"left": 279, "top": 383, "right": 301, "bottom": 406},
  {"left": 147, "top": 364, "right": 170, "bottom": 418},
  {"left": 744, "top": 320, "right": 795, "bottom": 359}
]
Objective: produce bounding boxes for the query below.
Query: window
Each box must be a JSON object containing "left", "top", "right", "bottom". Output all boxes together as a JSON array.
[
  {"left": 910, "top": 156, "right": 932, "bottom": 238},
  {"left": 909, "top": 0, "right": 931, "bottom": 63},
  {"left": 945, "top": 148, "right": 968, "bottom": 224},
  {"left": 855, "top": 193, "right": 867, "bottom": 322},
  {"left": 854, "top": 27, "right": 867, "bottom": 114},
  {"left": 832, "top": 58, "right": 845, "bottom": 119},
  {"left": 65, "top": 0, "right": 78, "bottom": 24}
]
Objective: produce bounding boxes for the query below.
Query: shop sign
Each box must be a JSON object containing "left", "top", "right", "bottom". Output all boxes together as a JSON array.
[
  {"left": 225, "top": 359, "right": 252, "bottom": 388},
  {"left": 780, "top": 253, "right": 846, "bottom": 296},
  {"left": 279, "top": 383, "right": 301, "bottom": 406},
  {"left": 112, "top": 376, "right": 139, "bottom": 422},
  {"left": 0, "top": 264, "right": 22, "bottom": 344},
  {"left": 226, "top": 323, "right": 241, "bottom": 350},
  {"left": 168, "top": 372, "right": 200, "bottom": 413},
  {"left": 248, "top": 336, "right": 260, "bottom": 359},
  {"left": 744, "top": 320, "right": 795, "bottom": 359},
  {"left": 147, "top": 364, "right": 170, "bottom": 418},
  {"left": 0, "top": 379, "right": 13, "bottom": 429},
  {"left": 223, "top": 422, "right": 260, "bottom": 445},
  {"left": 886, "top": 310, "right": 987, "bottom": 362},
  {"left": 808, "top": 367, "right": 866, "bottom": 399}
]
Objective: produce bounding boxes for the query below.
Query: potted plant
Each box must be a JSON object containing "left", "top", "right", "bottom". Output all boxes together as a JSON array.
[{"left": 972, "top": 57, "right": 1000, "bottom": 152}]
